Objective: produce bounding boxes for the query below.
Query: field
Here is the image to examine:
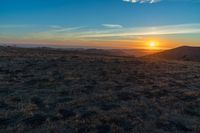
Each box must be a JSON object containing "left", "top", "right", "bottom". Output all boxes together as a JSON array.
[{"left": 0, "top": 47, "right": 200, "bottom": 133}]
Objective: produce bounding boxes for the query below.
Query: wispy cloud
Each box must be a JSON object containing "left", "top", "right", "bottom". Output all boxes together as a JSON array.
[
  {"left": 49, "top": 25, "right": 62, "bottom": 29},
  {"left": 81, "top": 24, "right": 200, "bottom": 38},
  {"left": 51, "top": 26, "right": 83, "bottom": 33},
  {"left": 122, "top": 0, "right": 161, "bottom": 4},
  {"left": 122, "top": 0, "right": 200, "bottom": 4},
  {"left": 0, "top": 23, "right": 200, "bottom": 46},
  {"left": 102, "top": 24, "right": 123, "bottom": 29},
  {"left": 0, "top": 24, "right": 37, "bottom": 28}
]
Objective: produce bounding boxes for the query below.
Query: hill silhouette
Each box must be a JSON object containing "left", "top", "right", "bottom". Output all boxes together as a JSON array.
[{"left": 149, "top": 46, "right": 200, "bottom": 62}]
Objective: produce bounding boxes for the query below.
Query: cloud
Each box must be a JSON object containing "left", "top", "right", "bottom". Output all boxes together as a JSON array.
[
  {"left": 52, "top": 26, "right": 83, "bottom": 32},
  {"left": 122, "top": 0, "right": 200, "bottom": 4},
  {"left": 122, "top": 0, "right": 161, "bottom": 4},
  {"left": 0, "top": 24, "right": 37, "bottom": 28},
  {"left": 49, "top": 25, "right": 62, "bottom": 29},
  {"left": 80, "top": 24, "right": 200, "bottom": 38},
  {"left": 1, "top": 23, "right": 200, "bottom": 45},
  {"left": 102, "top": 24, "right": 123, "bottom": 28}
]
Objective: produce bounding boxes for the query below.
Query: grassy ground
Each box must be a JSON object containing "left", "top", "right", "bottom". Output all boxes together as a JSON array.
[{"left": 0, "top": 47, "right": 200, "bottom": 133}]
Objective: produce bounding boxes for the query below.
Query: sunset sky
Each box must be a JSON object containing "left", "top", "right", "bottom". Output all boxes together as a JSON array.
[{"left": 0, "top": 0, "right": 200, "bottom": 49}]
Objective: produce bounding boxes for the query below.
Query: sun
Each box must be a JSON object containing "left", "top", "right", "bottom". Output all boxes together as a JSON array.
[
  {"left": 147, "top": 41, "right": 159, "bottom": 49},
  {"left": 149, "top": 41, "right": 156, "bottom": 47}
]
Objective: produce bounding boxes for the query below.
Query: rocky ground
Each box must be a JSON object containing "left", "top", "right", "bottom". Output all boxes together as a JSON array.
[{"left": 0, "top": 47, "right": 200, "bottom": 133}]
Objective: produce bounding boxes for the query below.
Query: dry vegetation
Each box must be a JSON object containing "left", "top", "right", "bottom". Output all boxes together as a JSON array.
[{"left": 0, "top": 46, "right": 200, "bottom": 133}]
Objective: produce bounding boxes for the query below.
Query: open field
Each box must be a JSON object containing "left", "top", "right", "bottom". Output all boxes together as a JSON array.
[{"left": 0, "top": 47, "right": 200, "bottom": 133}]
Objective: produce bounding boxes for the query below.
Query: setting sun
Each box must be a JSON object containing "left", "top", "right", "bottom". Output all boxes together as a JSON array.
[
  {"left": 147, "top": 41, "right": 159, "bottom": 49},
  {"left": 149, "top": 41, "right": 156, "bottom": 47}
]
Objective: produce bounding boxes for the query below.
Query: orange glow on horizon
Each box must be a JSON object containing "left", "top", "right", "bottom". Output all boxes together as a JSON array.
[{"left": 4, "top": 37, "right": 198, "bottom": 50}]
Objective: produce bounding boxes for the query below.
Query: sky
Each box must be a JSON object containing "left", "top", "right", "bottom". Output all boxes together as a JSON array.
[{"left": 0, "top": 0, "right": 200, "bottom": 49}]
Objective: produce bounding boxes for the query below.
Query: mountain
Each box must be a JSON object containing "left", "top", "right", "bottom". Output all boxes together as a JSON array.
[
  {"left": 149, "top": 46, "right": 200, "bottom": 62},
  {"left": 0, "top": 46, "right": 133, "bottom": 57},
  {"left": 0, "top": 45, "right": 160, "bottom": 57},
  {"left": 81, "top": 49, "right": 159, "bottom": 57}
]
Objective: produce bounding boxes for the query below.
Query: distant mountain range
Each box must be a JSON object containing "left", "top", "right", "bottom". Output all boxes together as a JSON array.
[
  {"left": 149, "top": 46, "right": 200, "bottom": 62},
  {"left": 1, "top": 45, "right": 200, "bottom": 62},
  {"left": 0, "top": 45, "right": 160, "bottom": 57},
  {"left": 81, "top": 49, "right": 160, "bottom": 57}
]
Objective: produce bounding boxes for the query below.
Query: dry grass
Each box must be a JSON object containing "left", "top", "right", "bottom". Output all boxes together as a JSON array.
[{"left": 0, "top": 47, "right": 200, "bottom": 133}]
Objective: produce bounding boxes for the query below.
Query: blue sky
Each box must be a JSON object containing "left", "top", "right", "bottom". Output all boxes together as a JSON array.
[{"left": 0, "top": 0, "right": 200, "bottom": 49}]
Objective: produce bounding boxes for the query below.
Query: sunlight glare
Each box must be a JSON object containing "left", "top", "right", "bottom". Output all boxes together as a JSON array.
[{"left": 149, "top": 41, "right": 156, "bottom": 47}]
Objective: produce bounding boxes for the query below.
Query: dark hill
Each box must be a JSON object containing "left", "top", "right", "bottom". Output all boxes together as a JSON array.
[{"left": 149, "top": 46, "right": 200, "bottom": 61}]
